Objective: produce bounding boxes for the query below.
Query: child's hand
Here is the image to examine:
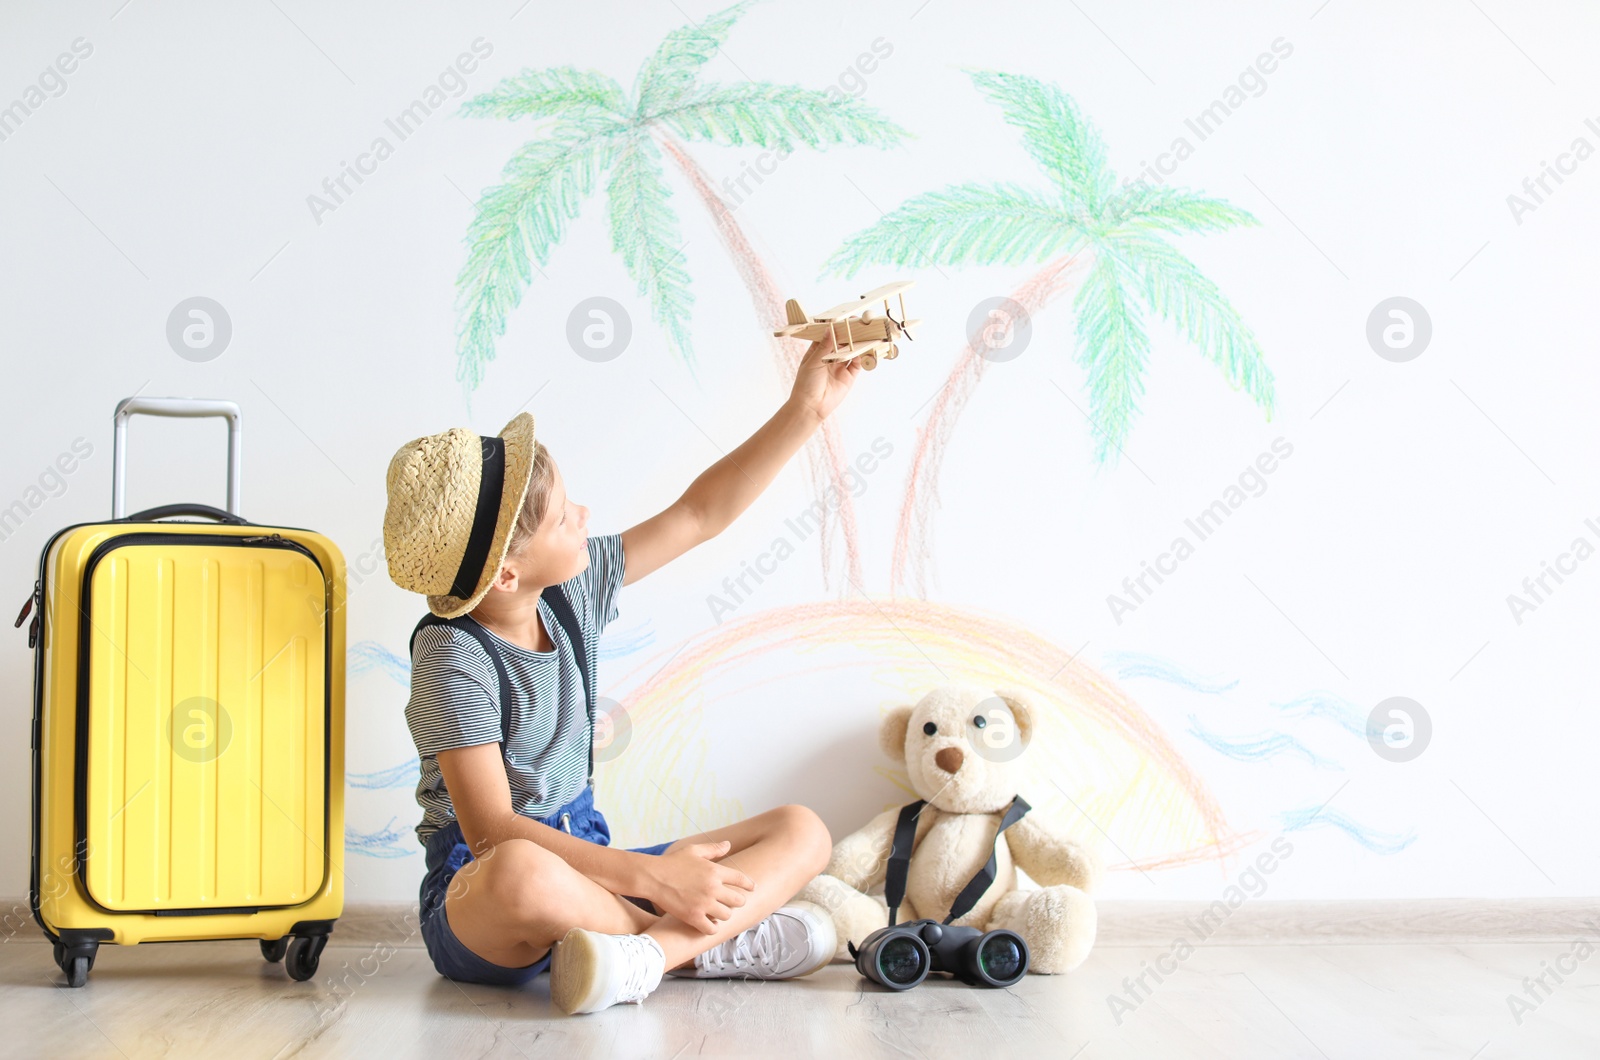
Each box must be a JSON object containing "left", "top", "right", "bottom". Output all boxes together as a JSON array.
[
  {"left": 788, "top": 330, "right": 861, "bottom": 421},
  {"left": 643, "top": 840, "right": 756, "bottom": 934}
]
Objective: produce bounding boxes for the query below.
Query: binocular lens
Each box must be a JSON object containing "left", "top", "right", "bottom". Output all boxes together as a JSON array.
[
  {"left": 977, "top": 934, "right": 1025, "bottom": 984},
  {"left": 855, "top": 920, "right": 1029, "bottom": 990},
  {"left": 877, "top": 936, "right": 927, "bottom": 986}
]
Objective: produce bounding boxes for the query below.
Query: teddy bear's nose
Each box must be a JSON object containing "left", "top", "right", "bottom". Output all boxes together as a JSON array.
[{"left": 934, "top": 746, "right": 964, "bottom": 774}]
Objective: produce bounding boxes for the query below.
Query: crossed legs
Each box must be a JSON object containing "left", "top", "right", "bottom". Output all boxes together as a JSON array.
[{"left": 440, "top": 804, "right": 832, "bottom": 974}]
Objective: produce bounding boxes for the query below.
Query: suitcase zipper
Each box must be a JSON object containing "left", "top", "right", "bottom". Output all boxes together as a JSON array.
[
  {"left": 90, "top": 531, "right": 318, "bottom": 566},
  {"left": 15, "top": 580, "right": 38, "bottom": 625},
  {"left": 15, "top": 579, "right": 42, "bottom": 648}
]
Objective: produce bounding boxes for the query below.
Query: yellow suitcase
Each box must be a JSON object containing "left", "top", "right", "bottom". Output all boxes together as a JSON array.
[{"left": 20, "top": 397, "right": 345, "bottom": 986}]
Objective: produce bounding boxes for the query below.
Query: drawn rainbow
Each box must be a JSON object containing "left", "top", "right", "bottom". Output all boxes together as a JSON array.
[{"left": 595, "top": 597, "right": 1245, "bottom": 874}]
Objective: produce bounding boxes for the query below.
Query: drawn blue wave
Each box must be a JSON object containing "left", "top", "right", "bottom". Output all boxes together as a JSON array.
[
  {"left": 350, "top": 760, "right": 421, "bottom": 790},
  {"left": 1273, "top": 690, "right": 1366, "bottom": 738},
  {"left": 598, "top": 623, "right": 655, "bottom": 661},
  {"left": 1104, "top": 651, "right": 1239, "bottom": 694},
  {"left": 1279, "top": 806, "right": 1417, "bottom": 854},
  {"left": 346, "top": 817, "right": 417, "bottom": 859},
  {"left": 1186, "top": 715, "right": 1339, "bottom": 769},
  {"left": 349, "top": 641, "right": 411, "bottom": 684},
  {"left": 347, "top": 622, "right": 656, "bottom": 686}
]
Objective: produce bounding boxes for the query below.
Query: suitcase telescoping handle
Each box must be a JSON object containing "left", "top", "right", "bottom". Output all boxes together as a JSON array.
[{"left": 111, "top": 396, "right": 242, "bottom": 519}]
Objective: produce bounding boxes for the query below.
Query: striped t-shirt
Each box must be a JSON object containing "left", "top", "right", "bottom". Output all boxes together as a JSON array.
[{"left": 403, "top": 532, "right": 625, "bottom": 847}]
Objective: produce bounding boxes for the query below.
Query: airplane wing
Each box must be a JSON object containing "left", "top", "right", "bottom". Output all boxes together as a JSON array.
[
  {"left": 812, "top": 294, "right": 874, "bottom": 321},
  {"left": 855, "top": 280, "right": 915, "bottom": 304},
  {"left": 820, "top": 338, "right": 893, "bottom": 363}
]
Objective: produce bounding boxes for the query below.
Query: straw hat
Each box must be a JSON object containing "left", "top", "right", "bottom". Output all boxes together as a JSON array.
[{"left": 383, "top": 412, "right": 537, "bottom": 618}]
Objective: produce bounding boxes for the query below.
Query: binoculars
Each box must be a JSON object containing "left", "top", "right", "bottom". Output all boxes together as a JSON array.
[{"left": 848, "top": 918, "right": 1030, "bottom": 989}]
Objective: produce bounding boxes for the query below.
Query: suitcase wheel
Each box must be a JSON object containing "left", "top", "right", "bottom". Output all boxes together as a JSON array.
[
  {"left": 286, "top": 934, "right": 327, "bottom": 982},
  {"left": 53, "top": 939, "right": 98, "bottom": 988},
  {"left": 260, "top": 937, "right": 290, "bottom": 963}
]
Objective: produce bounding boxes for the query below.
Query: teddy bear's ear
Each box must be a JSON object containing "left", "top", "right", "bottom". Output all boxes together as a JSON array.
[
  {"left": 879, "top": 705, "right": 914, "bottom": 764},
  {"left": 993, "top": 688, "right": 1037, "bottom": 749}
]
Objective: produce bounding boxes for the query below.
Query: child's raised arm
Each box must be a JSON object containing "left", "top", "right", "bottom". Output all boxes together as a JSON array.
[{"left": 620, "top": 331, "right": 857, "bottom": 586}]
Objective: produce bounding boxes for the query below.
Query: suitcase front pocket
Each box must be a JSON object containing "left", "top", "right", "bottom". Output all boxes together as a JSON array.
[{"left": 76, "top": 533, "right": 331, "bottom": 914}]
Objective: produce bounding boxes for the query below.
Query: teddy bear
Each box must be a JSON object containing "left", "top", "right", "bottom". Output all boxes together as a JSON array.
[{"left": 797, "top": 685, "right": 1101, "bottom": 974}]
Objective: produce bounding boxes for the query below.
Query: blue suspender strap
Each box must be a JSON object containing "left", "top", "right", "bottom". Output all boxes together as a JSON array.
[
  {"left": 409, "top": 584, "right": 592, "bottom": 784},
  {"left": 410, "top": 612, "right": 514, "bottom": 747},
  {"left": 539, "top": 584, "right": 594, "bottom": 786}
]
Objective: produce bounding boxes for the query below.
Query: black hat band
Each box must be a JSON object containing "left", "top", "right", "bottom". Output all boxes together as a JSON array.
[{"left": 448, "top": 435, "right": 506, "bottom": 599}]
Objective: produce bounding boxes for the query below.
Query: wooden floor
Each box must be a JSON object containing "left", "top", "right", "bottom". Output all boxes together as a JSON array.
[{"left": 4, "top": 929, "right": 1598, "bottom": 1058}]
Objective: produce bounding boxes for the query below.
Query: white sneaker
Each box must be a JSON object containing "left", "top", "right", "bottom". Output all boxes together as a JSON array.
[
  {"left": 549, "top": 928, "right": 666, "bottom": 1015},
  {"left": 666, "top": 901, "right": 837, "bottom": 980}
]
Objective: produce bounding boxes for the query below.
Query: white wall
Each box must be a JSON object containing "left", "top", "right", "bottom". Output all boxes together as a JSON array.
[{"left": 2, "top": 0, "right": 1597, "bottom": 907}]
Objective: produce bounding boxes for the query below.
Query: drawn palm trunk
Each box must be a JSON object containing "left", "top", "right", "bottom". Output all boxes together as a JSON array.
[
  {"left": 656, "top": 132, "right": 865, "bottom": 590},
  {"left": 893, "top": 252, "right": 1082, "bottom": 596}
]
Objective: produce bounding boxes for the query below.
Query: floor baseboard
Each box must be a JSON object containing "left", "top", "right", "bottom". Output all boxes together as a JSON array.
[
  {"left": 1091, "top": 899, "right": 1600, "bottom": 947},
  {"left": 11, "top": 897, "right": 1598, "bottom": 948}
]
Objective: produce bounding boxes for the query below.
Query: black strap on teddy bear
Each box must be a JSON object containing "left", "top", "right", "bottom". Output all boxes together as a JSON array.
[
  {"left": 884, "top": 794, "right": 1032, "bottom": 926},
  {"left": 409, "top": 583, "right": 597, "bottom": 785}
]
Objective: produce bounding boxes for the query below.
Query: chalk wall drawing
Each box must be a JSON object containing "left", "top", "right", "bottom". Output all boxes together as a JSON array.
[
  {"left": 824, "top": 71, "right": 1275, "bottom": 596},
  {"left": 345, "top": 608, "right": 1272, "bottom": 871},
  {"left": 419, "top": 22, "right": 1297, "bottom": 881},
  {"left": 1103, "top": 650, "right": 1241, "bottom": 695},
  {"left": 453, "top": 0, "right": 906, "bottom": 590},
  {"left": 1123, "top": 661, "right": 1418, "bottom": 857},
  {"left": 1186, "top": 718, "right": 1340, "bottom": 770},
  {"left": 1279, "top": 806, "right": 1416, "bottom": 856},
  {"left": 349, "top": 760, "right": 420, "bottom": 791},
  {"left": 425, "top": 15, "right": 1309, "bottom": 883},
  {"left": 347, "top": 818, "right": 415, "bottom": 860},
  {"left": 593, "top": 600, "right": 1245, "bottom": 872},
  {"left": 1273, "top": 690, "right": 1369, "bottom": 737}
]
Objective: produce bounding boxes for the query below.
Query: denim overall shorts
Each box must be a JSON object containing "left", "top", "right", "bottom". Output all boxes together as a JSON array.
[{"left": 418, "top": 783, "right": 674, "bottom": 986}]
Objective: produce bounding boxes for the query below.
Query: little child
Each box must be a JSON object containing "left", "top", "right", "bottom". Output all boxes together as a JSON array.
[{"left": 382, "top": 331, "right": 857, "bottom": 1014}]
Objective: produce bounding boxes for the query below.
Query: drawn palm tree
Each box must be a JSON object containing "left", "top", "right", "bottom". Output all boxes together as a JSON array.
[
  {"left": 824, "top": 69, "right": 1276, "bottom": 596},
  {"left": 453, "top": 1, "right": 906, "bottom": 588}
]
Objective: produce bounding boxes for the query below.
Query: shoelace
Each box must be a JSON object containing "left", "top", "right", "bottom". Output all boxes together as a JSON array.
[
  {"left": 613, "top": 934, "right": 665, "bottom": 1004},
  {"left": 699, "top": 916, "right": 793, "bottom": 975}
]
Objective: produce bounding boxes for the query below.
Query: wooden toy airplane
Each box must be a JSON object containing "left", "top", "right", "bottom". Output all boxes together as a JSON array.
[{"left": 774, "top": 280, "right": 919, "bottom": 371}]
